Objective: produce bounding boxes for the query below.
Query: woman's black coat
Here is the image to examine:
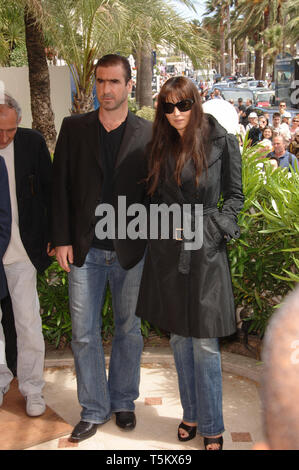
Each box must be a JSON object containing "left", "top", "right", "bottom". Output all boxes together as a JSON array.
[{"left": 136, "top": 114, "right": 244, "bottom": 339}]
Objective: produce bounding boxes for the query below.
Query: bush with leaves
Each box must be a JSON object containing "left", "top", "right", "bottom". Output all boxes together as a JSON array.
[
  {"left": 37, "top": 261, "right": 70, "bottom": 348},
  {"left": 136, "top": 106, "right": 156, "bottom": 122},
  {"left": 228, "top": 138, "right": 299, "bottom": 336}
]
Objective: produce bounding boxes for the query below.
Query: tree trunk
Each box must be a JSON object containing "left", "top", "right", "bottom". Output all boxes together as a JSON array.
[
  {"left": 243, "top": 37, "right": 248, "bottom": 75},
  {"left": 261, "top": 5, "right": 270, "bottom": 80},
  {"left": 24, "top": 4, "right": 56, "bottom": 153},
  {"left": 138, "top": 39, "right": 153, "bottom": 108},
  {"left": 226, "top": 4, "right": 232, "bottom": 76},
  {"left": 135, "top": 48, "right": 141, "bottom": 106},
  {"left": 72, "top": 88, "right": 94, "bottom": 114},
  {"left": 254, "top": 48, "right": 262, "bottom": 80},
  {"left": 220, "top": 7, "right": 226, "bottom": 76}
]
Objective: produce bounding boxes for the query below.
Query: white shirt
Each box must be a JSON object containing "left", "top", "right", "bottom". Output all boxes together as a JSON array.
[{"left": 1, "top": 141, "right": 30, "bottom": 264}]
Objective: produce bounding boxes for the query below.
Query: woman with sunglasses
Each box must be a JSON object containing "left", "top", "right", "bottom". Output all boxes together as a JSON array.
[
  {"left": 135, "top": 76, "right": 244, "bottom": 450},
  {"left": 290, "top": 114, "right": 299, "bottom": 139}
]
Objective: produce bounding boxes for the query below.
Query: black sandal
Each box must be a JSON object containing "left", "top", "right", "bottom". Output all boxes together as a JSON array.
[
  {"left": 204, "top": 435, "right": 223, "bottom": 450},
  {"left": 178, "top": 422, "right": 197, "bottom": 442}
]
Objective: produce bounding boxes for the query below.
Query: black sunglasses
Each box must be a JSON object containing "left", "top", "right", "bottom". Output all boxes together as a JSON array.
[{"left": 163, "top": 99, "right": 194, "bottom": 114}]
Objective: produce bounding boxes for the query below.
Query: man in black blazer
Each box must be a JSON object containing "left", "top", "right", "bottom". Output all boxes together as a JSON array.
[
  {"left": 0, "top": 93, "right": 52, "bottom": 415},
  {"left": 52, "top": 54, "right": 152, "bottom": 442},
  {"left": 0, "top": 155, "right": 12, "bottom": 406}
]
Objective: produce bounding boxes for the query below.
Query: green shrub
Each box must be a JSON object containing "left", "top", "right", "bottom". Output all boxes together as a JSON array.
[
  {"left": 128, "top": 97, "right": 139, "bottom": 114},
  {"left": 38, "top": 261, "right": 71, "bottom": 348},
  {"left": 136, "top": 106, "right": 156, "bottom": 122}
]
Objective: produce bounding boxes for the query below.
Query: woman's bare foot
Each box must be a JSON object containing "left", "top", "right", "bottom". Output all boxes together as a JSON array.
[
  {"left": 178, "top": 421, "right": 197, "bottom": 440},
  {"left": 204, "top": 434, "right": 223, "bottom": 450}
]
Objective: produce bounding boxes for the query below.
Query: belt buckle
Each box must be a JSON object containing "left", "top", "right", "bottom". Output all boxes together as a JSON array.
[{"left": 175, "top": 228, "right": 183, "bottom": 241}]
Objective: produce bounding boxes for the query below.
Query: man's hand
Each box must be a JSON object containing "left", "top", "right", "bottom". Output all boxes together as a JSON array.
[
  {"left": 47, "top": 243, "right": 56, "bottom": 257},
  {"left": 55, "top": 245, "right": 74, "bottom": 272}
]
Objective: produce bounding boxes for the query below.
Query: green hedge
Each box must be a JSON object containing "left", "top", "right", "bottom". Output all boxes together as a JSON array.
[
  {"left": 39, "top": 137, "right": 298, "bottom": 347},
  {"left": 228, "top": 137, "right": 298, "bottom": 335}
]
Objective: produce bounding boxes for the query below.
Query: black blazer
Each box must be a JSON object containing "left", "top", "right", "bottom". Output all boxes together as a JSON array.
[
  {"left": 0, "top": 156, "right": 11, "bottom": 299},
  {"left": 13, "top": 128, "right": 52, "bottom": 273},
  {"left": 52, "top": 109, "right": 152, "bottom": 267}
]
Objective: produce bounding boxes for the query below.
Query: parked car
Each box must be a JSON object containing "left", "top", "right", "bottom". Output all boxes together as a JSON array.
[
  {"left": 253, "top": 89, "right": 275, "bottom": 107},
  {"left": 212, "top": 82, "right": 230, "bottom": 90},
  {"left": 218, "top": 87, "right": 255, "bottom": 104},
  {"left": 248, "top": 80, "right": 267, "bottom": 89}
]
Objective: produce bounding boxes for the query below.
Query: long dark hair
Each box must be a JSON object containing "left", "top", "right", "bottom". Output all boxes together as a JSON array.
[{"left": 147, "top": 76, "right": 210, "bottom": 195}]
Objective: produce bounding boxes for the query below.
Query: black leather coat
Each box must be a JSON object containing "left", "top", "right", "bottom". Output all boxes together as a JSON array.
[{"left": 136, "top": 114, "right": 244, "bottom": 338}]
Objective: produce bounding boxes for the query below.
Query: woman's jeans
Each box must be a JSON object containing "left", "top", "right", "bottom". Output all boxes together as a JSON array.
[
  {"left": 68, "top": 248, "right": 144, "bottom": 424},
  {"left": 170, "top": 335, "right": 224, "bottom": 437}
]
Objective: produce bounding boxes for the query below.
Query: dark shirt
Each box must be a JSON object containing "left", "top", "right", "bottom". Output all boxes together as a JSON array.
[
  {"left": 92, "top": 118, "right": 127, "bottom": 251},
  {"left": 248, "top": 126, "right": 263, "bottom": 146}
]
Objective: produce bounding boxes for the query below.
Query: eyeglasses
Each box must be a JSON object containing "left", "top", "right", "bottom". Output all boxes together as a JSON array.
[
  {"left": 293, "top": 120, "right": 299, "bottom": 123},
  {"left": 279, "top": 104, "right": 286, "bottom": 107},
  {"left": 163, "top": 99, "right": 194, "bottom": 114}
]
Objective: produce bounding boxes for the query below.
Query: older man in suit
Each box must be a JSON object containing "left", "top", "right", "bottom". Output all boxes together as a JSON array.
[
  {"left": 0, "top": 93, "right": 52, "bottom": 415},
  {"left": 0, "top": 156, "right": 12, "bottom": 406},
  {"left": 52, "top": 54, "right": 152, "bottom": 442}
]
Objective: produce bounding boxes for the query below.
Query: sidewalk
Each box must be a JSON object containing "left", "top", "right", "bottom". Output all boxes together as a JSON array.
[{"left": 25, "top": 346, "right": 264, "bottom": 451}]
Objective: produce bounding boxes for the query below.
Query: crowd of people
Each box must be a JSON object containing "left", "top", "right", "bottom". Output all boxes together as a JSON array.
[
  {"left": 155, "top": 75, "right": 299, "bottom": 171},
  {"left": 238, "top": 99, "right": 299, "bottom": 159},
  {"left": 206, "top": 93, "right": 299, "bottom": 170}
]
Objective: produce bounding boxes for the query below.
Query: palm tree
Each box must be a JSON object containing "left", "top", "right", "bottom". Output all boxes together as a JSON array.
[
  {"left": 282, "top": 0, "right": 299, "bottom": 53},
  {"left": 231, "top": 0, "right": 292, "bottom": 80},
  {"left": 204, "top": 1, "right": 227, "bottom": 76},
  {"left": 0, "top": 0, "right": 57, "bottom": 152},
  {"left": 38, "top": 0, "right": 211, "bottom": 111},
  {"left": 123, "top": 0, "right": 212, "bottom": 107},
  {"left": 40, "top": 0, "right": 129, "bottom": 114},
  {"left": 24, "top": 1, "right": 56, "bottom": 152},
  {"left": 0, "top": 1, "right": 26, "bottom": 65}
]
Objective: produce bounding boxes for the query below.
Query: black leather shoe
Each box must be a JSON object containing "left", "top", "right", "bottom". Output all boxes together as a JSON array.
[
  {"left": 115, "top": 411, "right": 136, "bottom": 430},
  {"left": 69, "top": 420, "right": 98, "bottom": 442}
]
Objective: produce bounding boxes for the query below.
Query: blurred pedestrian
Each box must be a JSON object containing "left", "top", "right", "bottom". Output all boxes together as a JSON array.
[
  {"left": 266, "top": 135, "right": 298, "bottom": 171},
  {"left": 262, "top": 127, "right": 273, "bottom": 141},
  {"left": 248, "top": 115, "right": 267, "bottom": 146},
  {"left": 289, "top": 128, "right": 299, "bottom": 160},
  {"left": 278, "top": 101, "right": 288, "bottom": 115},
  {"left": 253, "top": 286, "right": 299, "bottom": 450},
  {"left": 245, "top": 112, "right": 258, "bottom": 132},
  {"left": 290, "top": 114, "right": 299, "bottom": 139}
]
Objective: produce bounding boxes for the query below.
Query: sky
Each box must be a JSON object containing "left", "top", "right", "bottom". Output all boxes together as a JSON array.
[{"left": 170, "top": 0, "right": 206, "bottom": 22}]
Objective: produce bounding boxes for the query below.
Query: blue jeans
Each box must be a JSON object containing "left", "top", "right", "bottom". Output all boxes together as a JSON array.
[
  {"left": 68, "top": 248, "right": 144, "bottom": 424},
  {"left": 170, "top": 335, "right": 224, "bottom": 437}
]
